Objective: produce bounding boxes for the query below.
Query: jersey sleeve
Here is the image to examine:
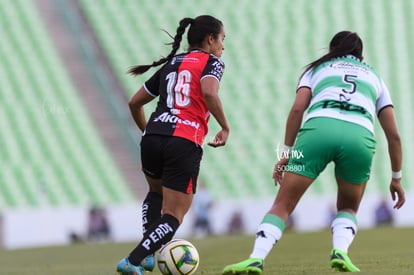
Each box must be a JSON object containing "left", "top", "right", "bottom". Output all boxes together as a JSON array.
[
  {"left": 296, "top": 69, "right": 312, "bottom": 91},
  {"left": 201, "top": 56, "right": 225, "bottom": 82},
  {"left": 376, "top": 79, "right": 393, "bottom": 115},
  {"left": 143, "top": 67, "right": 163, "bottom": 97}
]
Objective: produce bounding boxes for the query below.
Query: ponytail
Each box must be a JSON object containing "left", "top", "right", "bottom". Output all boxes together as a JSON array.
[
  {"left": 128, "top": 17, "right": 195, "bottom": 76},
  {"left": 304, "top": 31, "right": 363, "bottom": 72}
]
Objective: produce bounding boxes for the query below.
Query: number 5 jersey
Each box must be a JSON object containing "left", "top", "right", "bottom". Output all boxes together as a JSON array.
[{"left": 298, "top": 55, "right": 393, "bottom": 135}]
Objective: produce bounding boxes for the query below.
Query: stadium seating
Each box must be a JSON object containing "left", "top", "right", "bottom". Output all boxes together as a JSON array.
[
  {"left": 2, "top": 0, "right": 412, "bottom": 209},
  {"left": 0, "top": 0, "right": 134, "bottom": 209},
  {"left": 77, "top": 0, "right": 414, "bottom": 199},
  {"left": 78, "top": 0, "right": 291, "bottom": 198}
]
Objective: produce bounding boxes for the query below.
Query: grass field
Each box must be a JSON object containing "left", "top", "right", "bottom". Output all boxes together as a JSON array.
[{"left": 0, "top": 227, "right": 412, "bottom": 274}]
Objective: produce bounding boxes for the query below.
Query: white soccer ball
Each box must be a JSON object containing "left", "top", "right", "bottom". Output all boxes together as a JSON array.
[{"left": 157, "top": 239, "right": 200, "bottom": 275}]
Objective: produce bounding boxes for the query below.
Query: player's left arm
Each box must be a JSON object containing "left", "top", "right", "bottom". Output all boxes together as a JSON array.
[
  {"left": 201, "top": 76, "right": 230, "bottom": 147},
  {"left": 378, "top": 106, "right": 405, "bottom": 209}
]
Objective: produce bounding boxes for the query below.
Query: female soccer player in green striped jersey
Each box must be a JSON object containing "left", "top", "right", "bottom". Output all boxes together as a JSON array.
[{"left": 223, "top": 31, "right": 405, "bottom": 274}]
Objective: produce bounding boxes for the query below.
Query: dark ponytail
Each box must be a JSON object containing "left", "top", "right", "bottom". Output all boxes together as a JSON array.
[
  {"left": 128, "top": 17, "right": 195, "bottom": 76},
  {"left": 304, "top": 31, "right": 363, "bottom": 72},
  {"left": 128, "top": 15, "right": 223, "bottom": 76}
]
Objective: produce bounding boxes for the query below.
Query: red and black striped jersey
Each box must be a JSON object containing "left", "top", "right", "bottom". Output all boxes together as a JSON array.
[{"left": 143, "top": 50, "right": 225, "bottom": 146}]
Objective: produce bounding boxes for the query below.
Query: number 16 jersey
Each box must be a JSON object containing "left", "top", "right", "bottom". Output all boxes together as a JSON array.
[{"left": 143, "top": 50, "right": 225, "bottom": 146}]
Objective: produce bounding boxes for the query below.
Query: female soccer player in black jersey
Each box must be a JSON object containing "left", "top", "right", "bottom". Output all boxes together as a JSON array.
[{"left": 117, "top": 15, "right": 230, "bottom": 274}]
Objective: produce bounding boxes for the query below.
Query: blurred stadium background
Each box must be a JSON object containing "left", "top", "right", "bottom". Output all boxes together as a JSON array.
[{"left": 0, "top": 0, "right": 413, "bottom": 249}]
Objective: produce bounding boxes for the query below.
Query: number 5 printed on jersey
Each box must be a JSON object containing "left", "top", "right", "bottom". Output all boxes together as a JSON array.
[
  {"left": 166, "top": 70, "right": 192, "bottom": 108},
  {"left": 340, "top": 74, "right": 357, "bottom": 101}
]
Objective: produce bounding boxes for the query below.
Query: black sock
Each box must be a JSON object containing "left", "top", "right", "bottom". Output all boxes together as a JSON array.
[
  {"left": 141, "top": 192, "right": 163, "bottom": 234},
  {"left": 128, "top": 214, "right": 179, "bottom": 266}
]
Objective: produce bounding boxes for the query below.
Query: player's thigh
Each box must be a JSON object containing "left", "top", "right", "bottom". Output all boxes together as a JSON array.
[
  {"left": 287, "top": 117, "right": 339, "bottom": 179},
  {"left": 334, "top": 123, "right": 376, "bottom": 183},
  {"left": 140, "top": 135, "right": 164, "bottom": 178},
  {"left": 163, "top": 137, "right": 203, "bottom": 194}
]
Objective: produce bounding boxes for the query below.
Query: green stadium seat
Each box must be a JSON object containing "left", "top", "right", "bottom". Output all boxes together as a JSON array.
[
  {"left": 77, "top": 0, "right": 413, "bottom": 200},
  {"left": 0, "top": 0, "right": 134, "bottom": 209}
]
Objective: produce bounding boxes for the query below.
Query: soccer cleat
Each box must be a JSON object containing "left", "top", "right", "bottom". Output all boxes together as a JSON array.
[
  {"left": 330, "top": 249, "right": 360, "bottom": 272},
  {"left": 140, "top": 254, "right": 155, "bottom": 271},
  {"left": 222, "top": 258, "right": 263, "bottom": 275},
  {"left": 116, "top": 257, "right": 144, "bottom": 275}
]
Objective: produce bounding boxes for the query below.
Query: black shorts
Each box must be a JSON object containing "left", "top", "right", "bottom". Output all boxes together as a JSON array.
[{"left": 140, "top": 135, "right": 203, "bottom": 194}]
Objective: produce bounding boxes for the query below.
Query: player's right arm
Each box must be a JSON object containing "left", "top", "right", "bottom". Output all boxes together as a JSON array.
[
  {"left": 273, "top": 86, "right": 311, "bottom": 185},
  {"left": 283, "top": 87, "right": 312, "bottom": 146},
  {"left": 378, "top": 106, "right": 405, "bottom": 209},
  {"left": 129, "top": 86, "right": 155, "bottom": 132}
]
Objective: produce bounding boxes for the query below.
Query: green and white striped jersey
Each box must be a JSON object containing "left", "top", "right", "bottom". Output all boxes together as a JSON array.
[{"left": 298, "top": 55, "right": 393, "bottom": 134}]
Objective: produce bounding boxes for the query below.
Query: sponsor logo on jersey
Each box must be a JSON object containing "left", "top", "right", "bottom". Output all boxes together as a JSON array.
[
  {"left": 330, "top": 61, "right": 369, "bottom": 73},
  {"left": 153, "top": 112, "right": 200, "bottom": 129},
  {"left": 171, "top": 56, "right": 200, "bottom": 65},
  {"left": 209, "top": 60, "right": 224, "bottom": 80}
]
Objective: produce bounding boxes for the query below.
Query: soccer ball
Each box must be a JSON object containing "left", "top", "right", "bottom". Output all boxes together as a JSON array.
[{"left": 157, "top": 239, "right": 200, "bottom": 275}]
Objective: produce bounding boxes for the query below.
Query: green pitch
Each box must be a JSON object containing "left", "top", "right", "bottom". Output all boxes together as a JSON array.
[{"left": 0, "top": 227, "right": 412, "bottom": 274}]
